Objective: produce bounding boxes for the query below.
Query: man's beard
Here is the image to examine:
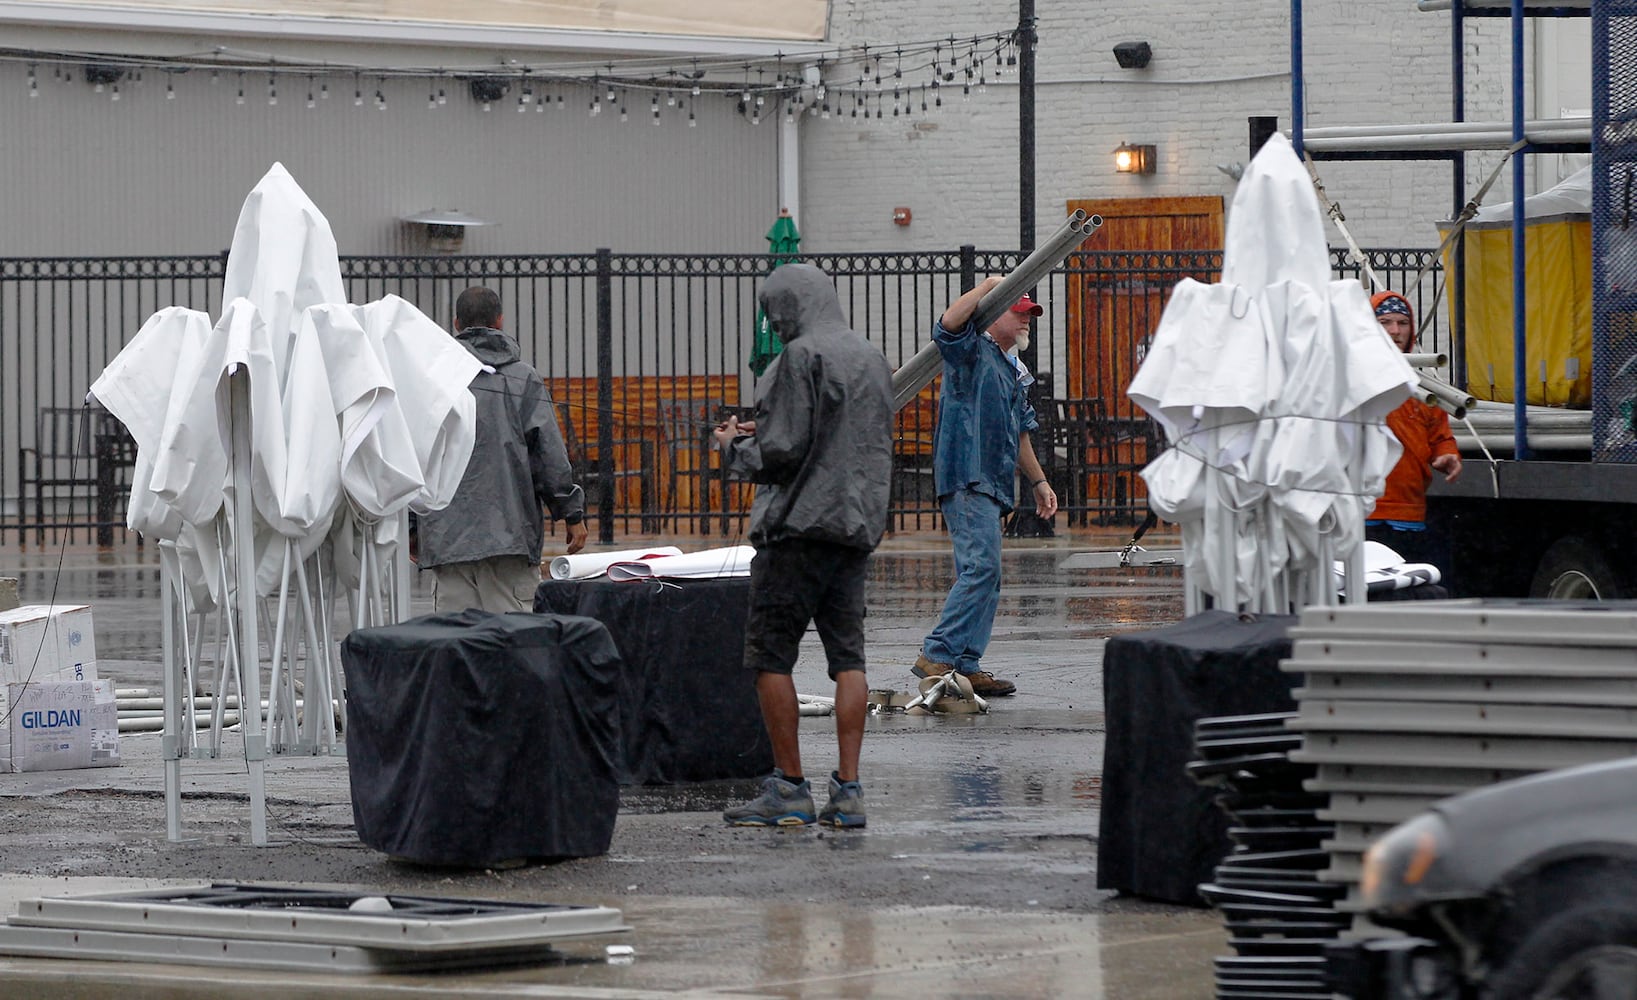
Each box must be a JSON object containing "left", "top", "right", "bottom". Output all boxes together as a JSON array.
[{"left": 1013, "top": 332, "right": 1030, "bottom": 354}]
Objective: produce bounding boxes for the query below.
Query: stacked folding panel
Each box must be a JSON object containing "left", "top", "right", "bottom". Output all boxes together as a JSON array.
[{"left": 1283, "top": 600, "right": 1637, "bottom": 918}]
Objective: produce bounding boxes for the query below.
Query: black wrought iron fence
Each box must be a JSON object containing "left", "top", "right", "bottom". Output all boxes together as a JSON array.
[{"left": 0, "top": 247, "right": 1443, "bottom": 546}]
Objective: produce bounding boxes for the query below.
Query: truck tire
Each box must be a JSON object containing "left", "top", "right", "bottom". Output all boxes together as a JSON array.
[
  {"left": 1528, "top": 537, "right": 1627, "bottom": 600},
  {"left": 1484, "top": 902, "right": 1637, "bottom": 999}
]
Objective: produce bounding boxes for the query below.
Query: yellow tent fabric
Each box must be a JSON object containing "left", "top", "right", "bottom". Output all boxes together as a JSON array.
[{"left": 1439, "top": 169, "right": 1592, "bottom": 407}]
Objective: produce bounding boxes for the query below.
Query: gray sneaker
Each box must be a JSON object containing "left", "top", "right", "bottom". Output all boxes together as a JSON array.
[
  {"left": 818, "top": 772, "right": 866, "bottom": 829},
  {"left": 724, "top": 769, "right": 815, "bottom": 827}
]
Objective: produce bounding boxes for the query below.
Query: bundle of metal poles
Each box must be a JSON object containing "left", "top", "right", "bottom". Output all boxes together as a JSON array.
[{"left": 890, "top": 210, "right": 1103, "bottom": 411}]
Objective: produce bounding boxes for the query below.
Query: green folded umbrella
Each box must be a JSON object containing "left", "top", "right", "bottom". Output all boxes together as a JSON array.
[{"left": 749, "top": 212, "right": 801, "bottom": 377}]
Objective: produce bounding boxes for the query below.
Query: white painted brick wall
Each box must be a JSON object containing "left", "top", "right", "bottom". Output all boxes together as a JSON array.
[{"left": 801, "top": 1, "right": 1525, "bottom": 252}]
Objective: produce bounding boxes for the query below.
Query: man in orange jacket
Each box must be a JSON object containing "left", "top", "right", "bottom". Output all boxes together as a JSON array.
[{"left": 1368, "top": 291, "right": 1462, "bottom": 578}]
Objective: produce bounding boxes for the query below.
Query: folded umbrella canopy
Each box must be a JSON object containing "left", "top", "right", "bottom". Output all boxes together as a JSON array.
[
  {"left": 88, "top": 163, "right": 482, "bottom": 845},
  {"left": 1129, "top": 134, "right": 1416, "bottom": 613}
]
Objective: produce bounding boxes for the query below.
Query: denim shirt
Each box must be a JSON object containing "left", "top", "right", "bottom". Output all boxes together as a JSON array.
[{"left": 931, "top": 318, "right": 1039, "bottom": 512}]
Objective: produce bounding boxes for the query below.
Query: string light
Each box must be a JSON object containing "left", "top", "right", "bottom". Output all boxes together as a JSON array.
[{"left": 5, "top": 29, "right": 1013, "bottom": 129}]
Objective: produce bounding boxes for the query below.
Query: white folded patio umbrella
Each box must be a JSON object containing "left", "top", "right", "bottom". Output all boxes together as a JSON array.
[
  {"left": 1129, "top": 134, "right": 1417, "bottom": 613},
  {"left": 88, "top": 163, "right": 481, "bottom": 845}
]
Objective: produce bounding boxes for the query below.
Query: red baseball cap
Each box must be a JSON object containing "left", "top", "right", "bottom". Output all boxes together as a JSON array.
[{"left": 1010, "top": 294, "right": 1044, "bottom": 316}]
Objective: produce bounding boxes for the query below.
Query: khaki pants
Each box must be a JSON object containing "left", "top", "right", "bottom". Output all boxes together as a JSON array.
[{"left": 431, "top": 556, "right": 541, "bottom": 614}]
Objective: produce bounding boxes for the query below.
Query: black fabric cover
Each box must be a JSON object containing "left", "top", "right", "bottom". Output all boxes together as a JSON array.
[
  {"left": 340, "top": 609, "right": 622, "bottom": 866},
  {"left": 1097, "top": 610, "right": 1299, "bottom": 905},
  {"left": 534, "top": 577, "right": 773, "bottom": 784}
]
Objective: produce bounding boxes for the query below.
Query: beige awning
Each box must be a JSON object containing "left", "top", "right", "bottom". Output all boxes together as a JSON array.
[{"left": 9, "top": 0, "right": 829, "bottom": 41}]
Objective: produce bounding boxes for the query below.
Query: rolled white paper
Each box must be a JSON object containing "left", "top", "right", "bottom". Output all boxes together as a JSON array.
[
  {"left": 605, "top": 545, "right": 756, "bottom": 581},
  {"left": 550, "top": 546, "right": 683, "bottom": 581}
]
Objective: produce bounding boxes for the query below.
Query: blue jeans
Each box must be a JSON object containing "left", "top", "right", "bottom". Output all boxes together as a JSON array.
[{"left": 923, "top": 488, "right": 1003, "bottom": 674}]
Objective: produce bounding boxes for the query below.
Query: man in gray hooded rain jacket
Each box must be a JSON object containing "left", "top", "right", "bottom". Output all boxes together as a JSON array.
[
  {"left": 713, "top": 263, "right": 893, "bottom": 829},
  {"left": 417, "top": 286, "right": 587, "bottom": 612}
]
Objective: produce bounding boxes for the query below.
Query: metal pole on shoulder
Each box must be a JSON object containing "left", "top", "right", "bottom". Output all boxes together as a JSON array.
[{"left": 890, "top": 211, "right": 1101, "bottom": 411}]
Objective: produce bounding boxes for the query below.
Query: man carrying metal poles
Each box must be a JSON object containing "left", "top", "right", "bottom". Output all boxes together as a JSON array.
[
  {"left": 910, "top": 276, "right": 1058, "bottom": 698},
  {"left": 890, "top": 211, "right": 1096, "bottom": 700}
]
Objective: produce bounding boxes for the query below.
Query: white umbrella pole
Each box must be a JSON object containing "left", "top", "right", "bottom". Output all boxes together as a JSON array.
[
  {"left": 161, "top": 550, "right": 184, "bottom": 842},
  {"left": 393, "top": 509, "right": 413, "bottom": 623},
  {"left": 228, "top": 370, "right": 270, "bottom": 846},
  {"left": 317, "top": 548, "right": 345, "bottom": 738},
  {"left": 210, "top": 526, "right": 238, "bottom": 746},
  {"left": 266, "top": 542, "right": 293, "bottom": 749}
]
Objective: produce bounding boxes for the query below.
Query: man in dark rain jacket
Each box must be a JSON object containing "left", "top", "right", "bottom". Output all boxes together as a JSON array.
[
  {"left": 417, "top": 286, "right": 587, "bottom": 612},
  {"left": 713, "top": 263, "right": 893, "bottom": 829}
]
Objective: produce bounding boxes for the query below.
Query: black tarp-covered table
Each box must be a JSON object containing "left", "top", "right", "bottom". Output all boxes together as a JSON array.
[
  {"left": 534, "top": 576, "right": 773, "bottom": 785},
  {"left": 340, "top": 609, "right": 623, "bottom": 867},
  {"left": 1097, "top": 610, "right": 1299, "bottom": 905}
]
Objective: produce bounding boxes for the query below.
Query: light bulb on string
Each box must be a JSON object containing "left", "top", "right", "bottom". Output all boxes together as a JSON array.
[
  {"left": 110, "top": 82, "right": 120, "bottom": 102},
  {"left": 556, "top": 93, "right": 564, "bottom": 107},
  {"left": 536, "top": 94, "right": 544, "bottom": 112},
  {"left": 354, "top": 76, "right": 362, "bottom": 106},
  {"left": 437, "top": 86, "right": 446, "bottom": 105},
  {"left": 27, "top": 65, "right": 37, "bottom": 98},
  {"left": 428, "top": 85, "right": 436, "bottom": 109},
  {"left": 376, "top": 87, "right": 386, "bottom": 110},
  {"left": 321, "top": 81, "right": 329, "bottom": 100},
  {"left": 517, "top": 94, "right": 526, "bottom": 112},
  {"left": 666, "top": 90, "right": 675, "bottom": 107},
  {"left": 237, "top": 72, "right": 246, "bottom": 104}
]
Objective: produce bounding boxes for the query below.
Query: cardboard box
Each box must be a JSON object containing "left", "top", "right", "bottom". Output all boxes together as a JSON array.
[
  {"left": 0, "top": 605, "right": 98, "bottom": 686},
  {"left": 7, "top": 679, "right": 119, "bottom": 773}
]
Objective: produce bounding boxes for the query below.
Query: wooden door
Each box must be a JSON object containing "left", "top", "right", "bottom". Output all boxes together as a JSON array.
[{"left": 1062, "top": 196, "right": 1224, "bottom": 521}]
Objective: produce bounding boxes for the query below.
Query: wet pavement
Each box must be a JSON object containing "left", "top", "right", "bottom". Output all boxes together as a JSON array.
[{"left": 0, "top": 528, "right": 1223, "bottom": 998}]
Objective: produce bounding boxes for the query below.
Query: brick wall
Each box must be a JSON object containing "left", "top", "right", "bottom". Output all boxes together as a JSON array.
[{"left": 800, "top": 0, "right": 1520, "bottom": 253}]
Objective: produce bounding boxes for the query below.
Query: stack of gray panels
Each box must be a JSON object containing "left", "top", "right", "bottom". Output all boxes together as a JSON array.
[{"left": 1283, "top": 599, "right": 1637, "bottom": 915}]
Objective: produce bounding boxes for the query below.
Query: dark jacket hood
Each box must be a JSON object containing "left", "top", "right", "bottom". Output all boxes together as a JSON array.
[
  {"left": 456, "top": 326, "right": 523, "bottom": 367},
  {"left": 758, "top": 263, "right": 849, "bottom": 342}
]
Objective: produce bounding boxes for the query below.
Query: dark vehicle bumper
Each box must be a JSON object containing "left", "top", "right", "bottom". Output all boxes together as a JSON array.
[{"left": 1326, "top": 936, "right": 1464, "bottom": 999}]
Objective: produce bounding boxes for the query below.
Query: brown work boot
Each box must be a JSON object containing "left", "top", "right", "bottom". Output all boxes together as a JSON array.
[
  {"left": 964, "top": 671, "right": 1017, "bottom": 697},
  {"left": 912, "top": 654, "right": 953, "bottom": 679}
]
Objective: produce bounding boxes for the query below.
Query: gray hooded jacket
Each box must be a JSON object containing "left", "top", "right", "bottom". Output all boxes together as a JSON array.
[
  {"left": 418, "top": 327, "right": 583, "bottom": 568},
  {"left": 724, "top": 264, "right": 893, "bottom": 550}
]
